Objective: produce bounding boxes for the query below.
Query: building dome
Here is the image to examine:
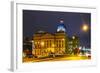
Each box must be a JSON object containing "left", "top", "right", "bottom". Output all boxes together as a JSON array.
[{"left": 57, "top": 20, "right": 66, "bottom": 32}]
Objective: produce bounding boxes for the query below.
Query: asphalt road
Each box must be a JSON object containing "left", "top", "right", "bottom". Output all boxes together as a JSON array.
[{"left": 23, "top": 55, "right": 90, "bottom": 62}]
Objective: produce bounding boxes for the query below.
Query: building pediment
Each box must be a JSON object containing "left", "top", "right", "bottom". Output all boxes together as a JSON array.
[{"left": 41, "top": 33, "right": 54, "bottom": 38}]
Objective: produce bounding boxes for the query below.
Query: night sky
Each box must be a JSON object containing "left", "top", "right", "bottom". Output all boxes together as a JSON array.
[{"left": 23, "top": 10, "right": 91, "bottom": 48}]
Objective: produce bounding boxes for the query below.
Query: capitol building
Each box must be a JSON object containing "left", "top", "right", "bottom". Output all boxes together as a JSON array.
[
  {"left": 31, "top": 20, "right": 79, "bottom": 58},
  {"left": 32, "top": 20, "right": 67, "bottom": 58}
]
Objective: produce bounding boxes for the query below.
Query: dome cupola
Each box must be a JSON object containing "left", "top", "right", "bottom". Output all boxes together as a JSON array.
[{"left": 57, "top": 20, "right": 66, "bottom": 32}]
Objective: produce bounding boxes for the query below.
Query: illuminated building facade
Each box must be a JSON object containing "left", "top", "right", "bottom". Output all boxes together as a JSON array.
[{"left": 32, "top": 20, "right": 67, "bottom": 58}]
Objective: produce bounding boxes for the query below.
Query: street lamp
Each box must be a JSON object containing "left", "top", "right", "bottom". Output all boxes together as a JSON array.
[
  {"left": 82, "top": 24, "right": 89, "bottom": 32},
  {"left": 62, "top": 38, "right": 65, "bottom": 41},
  {"left": 41, "top": 41, "right": 44, "bottom": 46},
  {"left": 52, "top": 44, "right": 55, "bottom": 47},
  {"left": 72, "top": 36, "right": 75, "bottom": 39}
]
